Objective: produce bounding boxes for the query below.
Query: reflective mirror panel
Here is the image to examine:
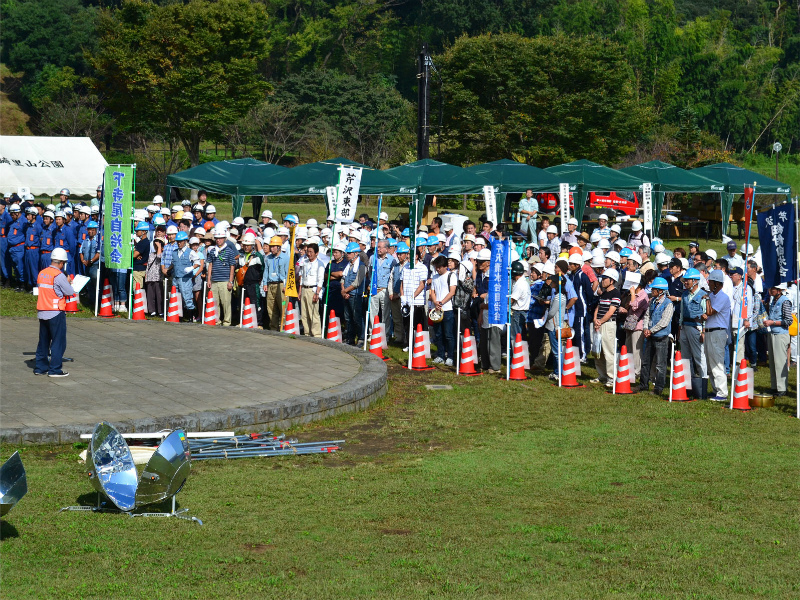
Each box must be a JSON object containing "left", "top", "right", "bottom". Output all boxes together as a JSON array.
[
  {"left": 135, "top": 430, "right": 191, "bottom": 507},
  {"left": 88, "top": 422, "right": 137, "bottom": 511},
  {"left": 0, "top": 451, "right": 27, "bottom": 517}
]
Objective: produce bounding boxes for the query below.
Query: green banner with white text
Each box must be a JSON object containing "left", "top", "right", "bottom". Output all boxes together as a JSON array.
[{"left": 103, "top": 165, "right": 135, "bottom": 270}]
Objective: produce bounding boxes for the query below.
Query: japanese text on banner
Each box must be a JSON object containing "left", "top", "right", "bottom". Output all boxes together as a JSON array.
[
  {"left": 488, "top": 239, "right": 509, "bottom": 325},
  {"left": 285, "top": 226, "right": 298, "bottom": 298},
  {"left": 757, "top": 204, "right": 797, "bottom": 287},
  {"left": 559, "top": 183, "right": 570, "bottom": 235},
  {"left": 103, "top": 165, "right": 134, "bottom": 269},
  {"left": 334, "top": 167, "right": 362, "bottom": 223},
  {"left": 642, "top": 183, "right": 653, "bottom": 237},
  {"left": 484, "top": 186, "right": 497, "bottom": 226}
]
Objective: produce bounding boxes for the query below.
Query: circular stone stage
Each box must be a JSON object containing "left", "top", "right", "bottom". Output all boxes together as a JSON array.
[{"left": 0, "top": 317, "right": 387, "bottom": 444}]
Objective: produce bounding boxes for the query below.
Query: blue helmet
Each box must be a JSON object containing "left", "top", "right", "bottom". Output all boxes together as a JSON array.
[
  {"left": 620, "top": 247, "right": 632, "bottom": 257},
  {"left": 401, "top": 228, "right": 410, "bottom": 237},
  {"left": 87, "top": 220, "right": 100, "bottom": 229},
  {"left": 135, "top": 222, "right": 149, "bottom": 231},
  {"left": 651, "top": 277, "right": 669, "bottom": 290},
  {"left": 427, "top": 237, "right": 439, "bottom": 247},
  {"left": 175, "top": 231, "right": 189, "bottom": 241},
  {"left": 388, "top": 238, "right": 398, "bottom": 247},
  {"left": 397, "top": 242, "right": 410, "bottom": 253},
  {"left": 345, "top": 241, "right": 360, "bottom": 253},
  {"left": 284, "top": 214, "right": 299, "bottom": 224},
  {"left": 415, "top": 236, "right": 427, "bottom": 247},
  {"left": 683, "top": 268, "right": 701, "bottom": 280}
]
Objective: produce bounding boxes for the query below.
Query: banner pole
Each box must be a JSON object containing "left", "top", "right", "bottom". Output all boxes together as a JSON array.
[
  {"left": 239, "top": 289, "right": 245, "bottom": 329},
  {"left": 202, "top": 280, "right": 207, "bottom": 324},
  {"left": 612, "top": 336, "right": 618, "bottom": 395},
  {"left": 730, "top": 183, "right": 756, "bottom": 409},
  {"left": 363, "top": 194, "right": 384, "bottom": 351},
  {"left": 128, "top": 165, "right": 136, "bottom": 319},
  {"left": 669, "top": 336, "right": 675, "bottom": 402},
  {"left": 407, "top": 197, "right": 420, "bottom": 370},
  {"left": 322, "top": 181, "right": 340, "bottom": 337},
  {"left": 163, "top": 279, "right": 168, "bottom": 322},
  {"left": 506, "top": 241, "right": 511, "bottom": 381},
  {"left": 558, "top": 277, "right": 562, "bottom": 388},
  {"left": 456, "top": 305, "right": 462, "bottom": 375},
  {"left": 95, "top": 172, "right": 105, "bottom": 316},
  {"left": 795, "top": 194, "right": 799, "bottom": 419}
]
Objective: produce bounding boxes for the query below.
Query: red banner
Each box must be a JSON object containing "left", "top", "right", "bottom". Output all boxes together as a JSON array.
[{"left": 743, "top": 186, "right": 755, "bottom": 244}]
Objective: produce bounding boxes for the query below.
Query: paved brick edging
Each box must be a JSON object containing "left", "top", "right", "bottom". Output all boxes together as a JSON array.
[{"left": 0, "top": 318, "right": 387, "bottom": 445}]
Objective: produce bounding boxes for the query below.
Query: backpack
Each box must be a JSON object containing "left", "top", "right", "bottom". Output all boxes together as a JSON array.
[{"left": 453, "top": 266, "right": 474, "bottom": 310}]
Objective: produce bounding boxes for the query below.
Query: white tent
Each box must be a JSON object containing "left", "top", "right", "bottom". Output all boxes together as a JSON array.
[{"left": 0, "top": 136, "right": 108, "bottom": 197}]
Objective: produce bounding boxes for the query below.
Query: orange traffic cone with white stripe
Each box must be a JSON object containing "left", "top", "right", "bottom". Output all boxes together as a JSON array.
[
  {"left": 326, "top": 310, "right": 342, "bottom": 342},
  {"left": 166, "top": 286, "right": 180, "bottom": 323},
  {"left": 669, "top": 350, "right": 692, "bottom": 401},
  {"left": 369, "top": 316, "right": 390, "bottom": 361},
  {"left": 98, "top": 279, "right": 114, "bottom": 317},
  {"left": 731, "top": 358, "right": 753, "bottom": 411},
  {"left": 131, "top": 283, "right": 146, "bottom": 320},
  {"left": 284, "top": 300, "right": 300, "bottom": 335},
  {"left": 64, "top": 295, "right": 78, "bottom": 313},
  {"left": 508, "top": 333, "right": 528, "bottom": 380},
  {"left": 404, "top": 324, "right": 434, "bottom": 371},
  {"left": 241, "top": 297, "right": 256, "bottom": 329},
  {"left": 203, "top": 289, "right": 217, "bottom": 325},
  {"left": 458, "top": 329, "right": 482, "bottom": 376},
  {"left": 612, "top": 345, "right": 635, "bottom": 394},
  {"left": 558, "top": 339, "right": 584, "bottom": 387}
]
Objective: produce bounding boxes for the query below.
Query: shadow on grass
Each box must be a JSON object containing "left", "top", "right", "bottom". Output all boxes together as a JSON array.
[{"left": 0, "top": 520, "right": 20, "bottom": 540}]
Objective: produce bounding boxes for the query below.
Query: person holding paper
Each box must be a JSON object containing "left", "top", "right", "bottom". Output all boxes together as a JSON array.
[
  {"left": 619, "top": 271, "right": 649, "bottom": 381},
  {"left": 34, "top": 248, "right": 74, "bottom": 377}
]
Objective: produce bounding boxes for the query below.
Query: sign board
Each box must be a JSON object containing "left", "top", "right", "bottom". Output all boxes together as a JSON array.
[
  {"left": 103, "top": 165, "right": 135, "bottom": 269},
  {"left": 642, "top": 183, "right": 653, "bottom": 238},
  {"left": 285, "top": 226, "right": 298, "bottom": 298},
  {"left": 334, "top": 166, "right": 362, "bottom": 223},
  {"left": 488, "top": 239, "right": 510, "bottom": 325},
  {"left": 325, "top": 186, "right": 337, "bottom": 220},
  {"left": 484, "top": 186, "right": 497, "bottom": 226},
  {"left": 559, "top": 183, "right": 570, "bottom": 235}
]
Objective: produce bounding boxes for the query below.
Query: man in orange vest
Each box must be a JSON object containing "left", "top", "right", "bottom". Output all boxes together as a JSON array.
[{"left": 34, "top": 247, "right": 74, "bottom": 377}]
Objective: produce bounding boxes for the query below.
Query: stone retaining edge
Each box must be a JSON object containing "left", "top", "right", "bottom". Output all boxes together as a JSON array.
[{"left": 0, "top": 318, "right": 388, "bottom": 445}]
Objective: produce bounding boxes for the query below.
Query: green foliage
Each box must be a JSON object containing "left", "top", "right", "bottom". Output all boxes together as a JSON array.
[
  {"left": 437, "top": 33, "right": 653, "bottom": 167},
  {"left": 0, "top": 0, "right": 97, "bottom": 83},
  {"left": 90, "top": 0, "right": 272, "bottom": 165}
]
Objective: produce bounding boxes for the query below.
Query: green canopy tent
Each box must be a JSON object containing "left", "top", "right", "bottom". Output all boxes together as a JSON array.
[
  {"left": 466, "top": 159, "right": 563, "bottom": 223},
  {"left": 250, "top": 156, "right": 408, "bottom": 198},
  {"left": 691, "top": 162, "right": 792, "bottom": 236},
  {"left": 619, "top": 160, "right": 721, "bottom": 238},
  {"left": 544, "top": 159, "right": 646, "bottom": 226},
  {"left": 165, "top": 158, "right": 287, "bottom": 219},
  {"left": 384, "top": 158, "right": 494, "bottom": 232}
]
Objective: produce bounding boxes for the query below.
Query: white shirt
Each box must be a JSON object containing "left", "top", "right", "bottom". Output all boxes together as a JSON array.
[
  {"left": 300, "top": 257, "right": 325, "bottom": 289},
  {"left": 431, "top": 271, "right": 455, "bottom": 311},
  {"left": 731, "top": 281, "right": 753, "bottom": 329},
  {"left": 401, "top": 262, "right": 428, "bottom": 306},
  {"left": 510, "top": 276, "right": 531, "bottom": 311}
]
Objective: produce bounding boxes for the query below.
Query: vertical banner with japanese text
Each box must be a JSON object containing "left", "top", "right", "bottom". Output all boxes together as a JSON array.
[
  {"left": 484, "top": 186, "right": 497, "bottom": 226},
  {"left": 325, "top": 186, "right": 337, "bottom": 220},
  {"left": 285, "top": 226, "right": 299, "bottom": 298},
  {"left": 642, "top": 183, "right": 653, "bottom": 238},
  {"left": 559, "top": 183, "right": 570, "bottom": 235},
  {"left": 488, "top": 239, "right": 510, "bottom": 325},
  {"left": 334, "top": 166, "right": 362, "bottom": 223},
  {"left": 103, "top": 165, "right": 135, "bottom": 269},
  {"left": 408, "top": 195, "right": 422, "bottom": 269},
  {"left": 743, "top": 186, "right": 755, "bottom": 243},
  {"left": 757, "top": 204, "right": 797, "bottom": 287}
]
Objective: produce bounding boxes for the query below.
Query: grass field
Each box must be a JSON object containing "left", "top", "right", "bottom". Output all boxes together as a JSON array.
[{"left": 1, "top": 298, "right": 799, "bottom": 597}]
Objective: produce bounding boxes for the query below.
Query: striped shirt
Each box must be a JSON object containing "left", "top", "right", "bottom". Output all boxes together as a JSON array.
[{"left": 596, "top": 288, "right": 620, "bottom": 321}]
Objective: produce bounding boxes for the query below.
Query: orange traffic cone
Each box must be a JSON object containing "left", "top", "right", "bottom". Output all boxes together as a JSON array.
[
  {"left": 326, "top": 310, "right": 342, "bottom": 342},
  {"left": 369, "top": 316, "right": 390, "bottom": 361},
  {"left": 558, "top": 339, "right": 584, "bottom": 387},
  {"left": 458, "top": 329, "right": 482, "bottom": 376},
  {"left": 669, "top": 350, "right": 692, "bottom": 402},
  {"left": 166, "top": 286, "right": 180, "bottom": 323},
  {"left": 284, "top": 300, "right": 300, "bottom": 335},
  {"left": 203, "top": 289, "right": 217, "bottom": 325},
  {"left": 612, "top": 345, "right": 636, "bottom": 394},
  {"left": 98, "top": 279, "right": 114, "bottom": 318},
  {"left": 403, "top": 324, "right": 434, "bottom": 371},
  {"left": 64, "top": 295, "right": 78, "bottom": 313},
  {"left": 131, "top": 283, "right": 146, "bottom": 320},
  {"left": 241, "top": 297, "right": 256, "bottom": 329},
  {"left": 508, "top": 333, "right": 528, "bottom": 380},
  {"left": 731, "top": 358, "right": 753, "bottom": 411}
]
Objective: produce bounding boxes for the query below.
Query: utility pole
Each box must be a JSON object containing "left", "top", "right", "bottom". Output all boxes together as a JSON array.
[
  {"left": 417, "top": 43, "right": 431, "bottom": 160},
  {"left": 773, "top": 142, "right": 782, "bottom": 179}
]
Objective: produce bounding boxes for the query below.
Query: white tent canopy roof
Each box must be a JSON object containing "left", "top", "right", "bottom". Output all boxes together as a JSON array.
[{"left": 0, "top": 136, "right": 108, "bottom": 197}]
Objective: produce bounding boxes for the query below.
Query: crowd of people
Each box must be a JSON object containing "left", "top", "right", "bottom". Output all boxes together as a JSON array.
[{"left": 5, "top": 188, "right": 795, "bottom": 399}]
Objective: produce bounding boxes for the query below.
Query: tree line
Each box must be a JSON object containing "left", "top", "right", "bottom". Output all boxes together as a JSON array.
[{"left": 2, "top": 0, "right": 798, "bottom": 178}]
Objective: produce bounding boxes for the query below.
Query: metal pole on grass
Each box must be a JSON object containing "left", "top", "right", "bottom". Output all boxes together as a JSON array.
[
  {"left": 456, "top": 304, "right": 462, "bottom": 375},
  {"left": 558, "top": 276, "right": 562, "bottom": 388},
  {"left": 668, "top": 335, "right": 675, "bottom": 402},
  {"left": 363, "top": 194, "right": 384, "bottom": 351},
  {"left": 612, "top": 336, "right": 618, "bottom": 395}
]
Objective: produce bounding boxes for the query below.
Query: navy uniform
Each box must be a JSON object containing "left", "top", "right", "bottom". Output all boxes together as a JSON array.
[
  {"left": 23, "top": 208, "right": 42, "bottom": 289},
  {"left": 39, "top": 216, "right": 56, "bottom": 270},
  {"left": 171, "top": 236, "right": 196, "bottom": 320},
  {"left": 7, "top": 206, "right": 27, "bottom": 288},
  {"left": 53, "top": 217, "right": 77, "bottom": 277},
  {"left": 0, "top": 205, "right": 11, "bottom": 284}
]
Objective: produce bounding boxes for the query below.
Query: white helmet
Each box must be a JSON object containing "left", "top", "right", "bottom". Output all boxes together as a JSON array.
[
  {"left": 306, "top": 218, "right": 318, "bottom": 228},
  {"left": 146, "top": 205, "right": 158, "bottom": 213},
  {"left": 590, "top": 256, "right": 605, "bottom": 268},
  {"left": 320, "top": 227, "right": 332, "bottom": 238},
  {"left": 51, "top": 248, "right": 68, "bottom": 262},
  {"left": 631, "top": 220, "right": 642, "bottom": 231},
  {"left": 79, "top": 205, "right": 91, "bottom": 215},
  {"left": 741, "top": 243, "right": 753, "bottom": 254},
  {"left": 205, "top": 204, "right": 217, "bottom": 213},
  {"left": 333, "top": 241, "right": 347, "bottom": 252},
  {"left": 54, "top": 210, "right": 65, "bottom": 218},
  {"left": 189, "top": 236, "right": 200, "bottom": 245},
  {"left": 277, "top": 226, "right": 290, "bottom": 236},
  {"left": 46, "top": 204, "right": 56, "bottom": 212},
  {"left": 546, "top": 225, "right": 558, "bottom": 234},
  {"left": 152, "top": 195, "right": 164, "bottom": 204},
  {"left": 567, "top": 217, "right": 579, "bottom": 226},
  {"left": 706, "top": 249, "right": 717, "bottom": 260},
  {"left": 261, "top": 209, "right": 273, "bottom": 218},
  {"left": 360, "top": 231, "right": 370, "bottom": 245},
  {"left": 598, "top": 239, "right": 611, "bottom": 250},
  {"left": 307, "top": 226, "right": 320, "bottom": 237},
  {"left": 241, "top": 232, "right": 256, "bottom": 245},
  {"left": 307, "top": 235, "right": 321, "bottom": 245},
  {"left": 59, "top": 188, "right": 70, "bottom": 196},
  {"left": 589, "top": 232, "right": 601, "bottom": 243},
  {"left": 542, "top": 262, "right": 556, "bottom": 275},
  {"left": 379, "top": 212, "right": 388, "bottom": 221},
  {"left": 43, "top": 210, "right": 55, "bottom": 219},
  {"left": 166, "top": 225, "right": 178, "bottom": 235},
  {"left": 627, "top": 253, "right": 642, "bottom": 265},
  {"left": 213, "top": 227, "right": 227, "bottom": 238},
  {"left": 601, "top": 268, "right": 619, "bottom": 282},
  {"left": 134, "top": 208, "right": 148, "bottom": 221},
  {"left": 232, "top": 216, "right": 245, "bottom": 226},
  {"left": 598, "top": 213, "right": 609, "bottom": 221},
  {"left": 295, "top": 226, "right": 308, "bottom": 239},
  {"left": 568, "top": 254, "right": 583, "bottom": 265},
  {"left": 655, "top": 252, "right": 670, "bottom": 265},
  {"left": 160, "top": 207, "right": 170, "bottom": 216},
  {"left": 26, "top": 207, "right": 38, "bottom": 215},
  {"left": 679, "top": 257, "right": 689, "bottom": 270},
  {"left": 653, "top": 243, "right": 665, "bottom": 253},
  {"left": 610, "top": 224, "right": 622, "bottom": 233},
  {"left": 476, "top": 248, "right": 492, "bottom": 261},
  {"left": 9, "top": 203, "right": 20, "bottom": 212},
  {"left": 605, "top": 251, "right": 621, "bottom": 264}
]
